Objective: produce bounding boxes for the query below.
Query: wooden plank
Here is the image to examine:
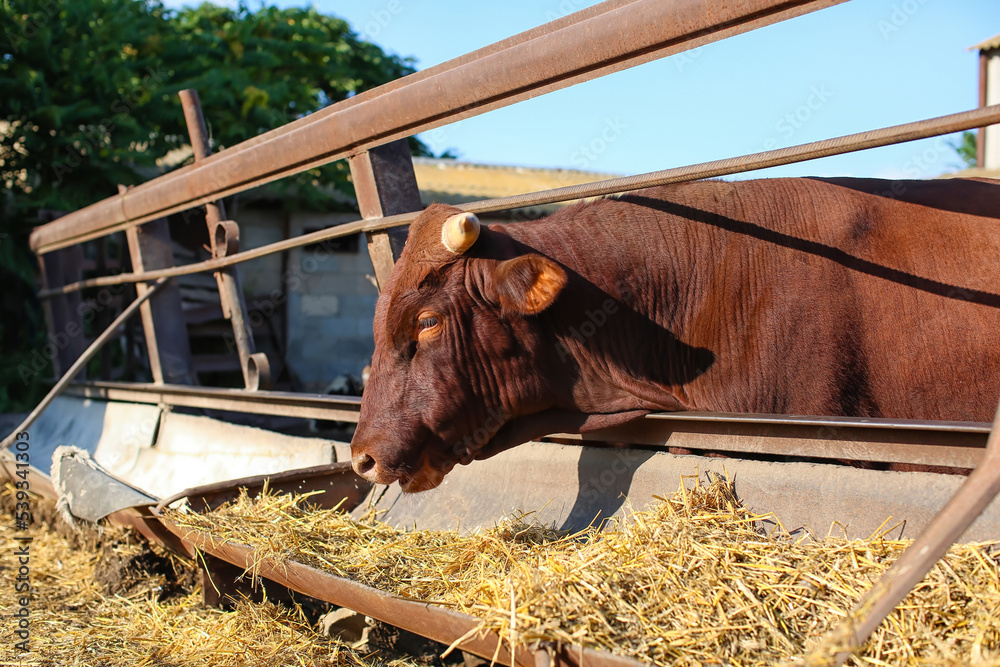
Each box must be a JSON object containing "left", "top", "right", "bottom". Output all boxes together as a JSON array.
[
  {"left": 348, "top": 139, "right": 423, "bottom": 290},
  {"left": 125, "top": 219, "right": 195, "bottom": 385}
]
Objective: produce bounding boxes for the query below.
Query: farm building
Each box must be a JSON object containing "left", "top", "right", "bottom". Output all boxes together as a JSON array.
[{"left": 975, "top": 32, "right": 1000, "bottom": 171}]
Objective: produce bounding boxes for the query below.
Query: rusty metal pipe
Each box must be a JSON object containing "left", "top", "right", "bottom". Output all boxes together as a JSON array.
[
  {"left": 29, "top": 0, "right": 845, "bottom": 254},
  {"left": 826, "top": 400, "right": 1000, "bottom": 662},
  {"left": 159, "top": 517, "right": 646, "bottom": 667},
  {"left": 36, "top": 103, "right": 1000, "bottom": 299},
  {"left": 179, "top": 89, "right": 269, "bottom": 390}
]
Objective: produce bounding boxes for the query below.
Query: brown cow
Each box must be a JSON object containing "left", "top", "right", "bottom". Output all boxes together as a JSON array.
[{"left": 351, "top": 177, "right": 1000, "bottom": 492}]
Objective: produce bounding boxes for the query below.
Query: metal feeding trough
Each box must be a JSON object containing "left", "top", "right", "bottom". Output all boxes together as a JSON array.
[{"left": 5, "top": 0, "right": 1000, "bottom": 663}]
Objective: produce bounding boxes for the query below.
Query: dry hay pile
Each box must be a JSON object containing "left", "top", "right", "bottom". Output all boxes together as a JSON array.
[
  {"left": 168, "top": 476, "right": 1000, "bottom": 666},
  {"left": 0, "top": 485, "right": 420, "bottom": 667}
]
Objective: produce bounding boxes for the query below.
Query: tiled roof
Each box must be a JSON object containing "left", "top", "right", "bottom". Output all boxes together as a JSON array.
[{"left": 412, "top": 158, "right": 619, "bottom": 211}]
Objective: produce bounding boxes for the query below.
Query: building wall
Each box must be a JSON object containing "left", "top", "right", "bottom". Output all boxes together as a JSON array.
[
  {"left": 987, "top": 51, "right": 1000, "bottom": 170},
  {"left": 239, "top": 210, "right": 378, "bottom": 392}
]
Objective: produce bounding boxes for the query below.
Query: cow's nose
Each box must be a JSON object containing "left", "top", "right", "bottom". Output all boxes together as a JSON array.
[{"left": 352, "top": 452, "right": 376, "bottom": 477}]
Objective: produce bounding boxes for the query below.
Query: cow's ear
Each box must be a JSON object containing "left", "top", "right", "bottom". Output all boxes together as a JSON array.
[{"left": 489, "top": 254, "right": 567, "bottom": 315}]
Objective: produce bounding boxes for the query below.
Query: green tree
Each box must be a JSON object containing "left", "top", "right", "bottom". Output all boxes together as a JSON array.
[
  {"left": 162, "top": 2, "right": 430, "bottom": 208},
  {"left": 0, "top": 0, "right": 432, "bottom": 411},
  {"left": 949, "top": 130, "right": 978, "bottom": 170}
]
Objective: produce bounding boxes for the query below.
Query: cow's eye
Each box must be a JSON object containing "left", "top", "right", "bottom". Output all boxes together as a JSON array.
[{"left": 417, "top": 313, "right": 441, "bottom": 339}]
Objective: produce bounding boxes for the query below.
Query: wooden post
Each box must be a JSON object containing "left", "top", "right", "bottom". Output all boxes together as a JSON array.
[{"left": 348, "top": 140, "right": 423, "bottom": 290}]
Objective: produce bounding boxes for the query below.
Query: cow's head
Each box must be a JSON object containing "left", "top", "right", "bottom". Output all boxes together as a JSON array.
[{"left": 350, "top": 204, "right": 571, "bottom": 492}]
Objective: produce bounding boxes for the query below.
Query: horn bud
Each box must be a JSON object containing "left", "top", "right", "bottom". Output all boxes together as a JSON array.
[{"left": 441, "top": 212, "right": 480, "bottom": 255}]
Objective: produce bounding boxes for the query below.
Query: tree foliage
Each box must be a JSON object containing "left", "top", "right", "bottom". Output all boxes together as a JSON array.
[
  {"left": 949, "top": 130, "right": 977, "bottom": 170},
  {"left": 0, "top": 0, "right": 429, "bottom": 410},
  {"left": 1, "top": 0, "right": 425, "bottom": 215}
]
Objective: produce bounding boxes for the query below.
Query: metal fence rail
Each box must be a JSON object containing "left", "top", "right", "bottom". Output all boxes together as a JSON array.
[{"left": 35, "top": 103, "right": 1000, "bottom": 299}]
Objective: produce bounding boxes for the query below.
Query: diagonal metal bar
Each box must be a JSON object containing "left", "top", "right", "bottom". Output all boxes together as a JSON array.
[
  {"left": 0, "top": 278, "right": 171, "bottom": 451},
  {"left": 29, "top": 0, "right": 845, "bottom": 255},
  {"left": 824, "top": 400, "right": 1000, "bottom": 663}
]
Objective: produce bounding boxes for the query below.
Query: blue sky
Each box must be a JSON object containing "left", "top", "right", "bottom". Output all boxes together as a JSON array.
[{"left": 184, "top": 0, "right": 1000, "bottom": 180}]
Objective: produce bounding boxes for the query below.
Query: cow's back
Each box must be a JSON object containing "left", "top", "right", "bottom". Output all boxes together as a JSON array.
[{"left": 504, "top": 177, "right": 1000, "bottom": 421}]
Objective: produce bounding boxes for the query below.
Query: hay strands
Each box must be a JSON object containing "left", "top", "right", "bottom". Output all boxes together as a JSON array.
[
  {"left": 158, "top": 478, "right": 1000, "bottom": 666},
  {"left": 158, "top": 515, "right": 643, "bottom": 667}
]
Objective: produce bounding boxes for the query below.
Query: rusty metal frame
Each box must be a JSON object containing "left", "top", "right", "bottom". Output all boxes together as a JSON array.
[
  {"left": 156, "top": 515, "right": 643, "bottom": 667},
  {"left": 31, "top": 103, "right": 1000, "bottom": 300},
  {"left": 348, "top": 139, "right": 424, "bottom": 290},
  {"left": 64, "top": 380, "right": 992, "bottom": 470},
  {"left": 124, "top": 216, "right": 195, "bottom": 385}
]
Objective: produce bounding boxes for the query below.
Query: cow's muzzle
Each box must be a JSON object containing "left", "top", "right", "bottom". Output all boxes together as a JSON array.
[{"left": 350, "top": 449, "right": 451, "bottom": 492}]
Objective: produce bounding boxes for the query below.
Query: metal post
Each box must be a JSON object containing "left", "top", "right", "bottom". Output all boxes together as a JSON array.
[
  {"left": 123, "top": 205, "right": 195, "bottom": 385},
  {"left": 348, "top": 139, "right": 423, "bottom": 290},
  {"left": 979, "top": 50, "right": 988, "bottom": 169},
  {"left": 826, "top": 400, "right": 1000, "bottom": 663},
  {"left": 179, "top": 89, "right": 271, "bottom": 390}
]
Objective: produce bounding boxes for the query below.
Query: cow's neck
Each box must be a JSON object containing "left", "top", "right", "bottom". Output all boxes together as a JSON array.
[{"left": 505, "top": 205, "right": 721, "bottom": 414}]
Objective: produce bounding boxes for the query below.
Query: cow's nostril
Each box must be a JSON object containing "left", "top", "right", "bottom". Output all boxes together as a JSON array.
[{"left": 352, "top": 453, "right": 376, "bottom": 476}]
